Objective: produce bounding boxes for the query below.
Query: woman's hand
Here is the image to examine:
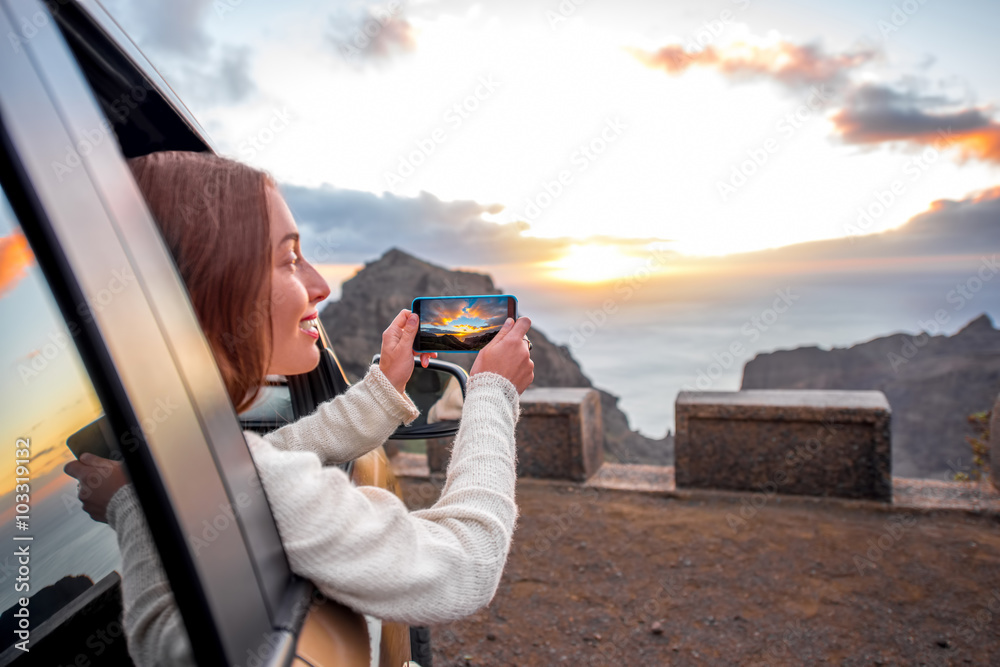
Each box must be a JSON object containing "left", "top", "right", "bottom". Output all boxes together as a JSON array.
[
  {"left": 470, "top": 316, "right": 534, "bottom": 394},
  {"left": 379, "top": 309, "right": 437, "bottom": 395},
  {"left": 63, "top": 453, "right": 128, "bottom": 524}
]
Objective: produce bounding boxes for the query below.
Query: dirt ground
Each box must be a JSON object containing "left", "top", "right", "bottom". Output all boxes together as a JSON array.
[{"left": 400, "top": 477, "right": 1000, "bottom": 666}]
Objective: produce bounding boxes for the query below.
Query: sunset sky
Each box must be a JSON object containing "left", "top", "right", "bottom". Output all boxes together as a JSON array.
[
  {"left": 420, "top": 296, "right": 510, "bottom": 335},
  {"left": 1, "top": 0, "right": 997, "bottom": 453},
  {"left": 95, "top": 0, "right": 1000, "bottom": 289},
  {"left": 0, "top": 213, "right": 104, "bottom": 498}
]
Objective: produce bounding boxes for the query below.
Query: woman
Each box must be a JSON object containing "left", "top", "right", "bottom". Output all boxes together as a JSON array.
[{"left": 63, "top": 151, "right": 533, "bottom": 666}]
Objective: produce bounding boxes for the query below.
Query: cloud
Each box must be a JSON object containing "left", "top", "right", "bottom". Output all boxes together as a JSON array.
[
  {"left": 327, "top": 6, "right": 417, "bottom": 66},
  {"left": 101, "top": 0, "right": 255, "bottom": 107},
  {"left": 629, "top": 40, "right": 877, "bottom": 91},
  {"left": 280, "top": 183, "right": 672, "bottom": 267},
  {"left": 714, "top": 185, "right": 1000, "bottom": 268},
  {"left": 0, "top": 230, "right": 34, "bottom": 299},
  {"left": 421, "top": 296, "right": 507, "bottom": 332},
  {"left": 832, "top": 83, "right": 1000, "bottom": 163},
  {"left": 916, "top": 186, "right": 1000, "bottom": 237},
  {"left": 631, "top": 35, "right": 1000, "bottom": 165},
  {"left": 100, "top": 0, "right": 214, "bottom": 56},
  {"left": 176, "top": 46, "right": 256, "bottom": 106},
  {"left": 360, "top": 16, "right": 416, "bottom": 59}
]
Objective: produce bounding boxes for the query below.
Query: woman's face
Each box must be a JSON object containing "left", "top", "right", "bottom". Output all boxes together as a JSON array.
[{"left": 265, "top": 185, "right": 331, "bottom": 376}]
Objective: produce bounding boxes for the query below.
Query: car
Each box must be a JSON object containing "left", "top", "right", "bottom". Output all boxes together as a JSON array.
[{"left": 0, "top": 0, "right": 467, "bottom": 664}]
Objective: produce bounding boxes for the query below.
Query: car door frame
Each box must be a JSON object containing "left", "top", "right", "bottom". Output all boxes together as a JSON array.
[{"left": 0, "top": 0, "right": 312, "bottom": 663}]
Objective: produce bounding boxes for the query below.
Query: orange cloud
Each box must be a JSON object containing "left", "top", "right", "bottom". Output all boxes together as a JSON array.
[
  {"left": 421, "top": 297, "right": 508, "bottom": 333},
  {"left": 837, "top": 120, "right": 1000, "bottom": 164},
  {"left": 926, "top": 185, "right": 1000, "bottom": 212},
  {"left": 630, "top": 41, "right": 876, "bottom": 89},
  {"left": 832, "top": 84, "right": 1000, "bottom": 164},
  {"left": 951, "top": 126, "right": 1000, "bottom": 163},
  {"left": 969, "top": 185, "right": 1000, "bottom": 203},
  {"left": 0, "top": 230, "right": 34, "bottom": 298},
  {"left": 328, "top": 8, "right": 416, "bottom": 65},
  {"left": 461, "top": 302, "right": 494, "bottom": 322},
  {"left": 368, "top": 17, "right": 415, "bottom": 57},
  {"left": 632, "top": 35, "right": 1000, "bottom": 168},
  {"left": 424, "top": 299, "right": 466, "bottom": 328}
]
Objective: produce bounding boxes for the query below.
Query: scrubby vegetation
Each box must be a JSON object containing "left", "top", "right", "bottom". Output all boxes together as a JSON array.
[{"left": 954, "top": 410, "right": 991, "bottom": 482}]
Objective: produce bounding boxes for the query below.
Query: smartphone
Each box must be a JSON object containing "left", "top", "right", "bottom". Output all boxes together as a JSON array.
[
  {"left": 66, "top": 415, "right": 119, "bottom": 461},
  {"left": 411, "top": 294, "right": 518, "bottom": 353}
]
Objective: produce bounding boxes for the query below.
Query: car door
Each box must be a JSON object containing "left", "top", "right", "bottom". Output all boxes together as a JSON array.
[{"left": 0, "top": 0, "right": 318, "bottom": 663}]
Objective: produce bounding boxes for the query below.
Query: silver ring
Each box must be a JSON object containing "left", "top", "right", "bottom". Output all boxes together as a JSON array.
[{"left": 524, "top": 336, "right": 532, "bottom": 350}]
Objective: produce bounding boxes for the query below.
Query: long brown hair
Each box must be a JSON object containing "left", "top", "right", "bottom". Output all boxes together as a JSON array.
[{"left": 126, "top": 151, "right": 276, "bottom": 413}]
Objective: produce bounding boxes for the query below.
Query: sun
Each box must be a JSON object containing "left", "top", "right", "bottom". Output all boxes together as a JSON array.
[{"left": 544, "top": 244, "right": 656, "bottom": 284}]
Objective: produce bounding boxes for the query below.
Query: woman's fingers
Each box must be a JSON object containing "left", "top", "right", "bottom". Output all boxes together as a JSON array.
[
  {"left": 486, "top": 317, "right": 530, "bottom": 351},
  {"left": 416, "top": 352, "right": 438, "bottom": 368},
  {"left": 62, "top": 456, "right": 126, "bottom": 524},
  {"left": 468, "top": 315, "right": 534, "bottom": 394},
  {"left": 383, "top": 309, "right": 419, "bottom": 350},
  {"left": 485, "top": 317, "right": 515, "bottom": 347},
  {"left": 401, "top": 311, "right": 419, "bottom": 342},
  {"left": 508, "top": 316, "right": 532, "bottom": 341},
  {"left": 379, "top": 309, "right": 421, "bottom": 393},
  {"left": 64, "top": 457, "right": 106, "bottom": 502},
  {"left": 383, "top": 309, "right": 409, "bottom": 347},
  {"left": 80, "top": 452, "right": 114, "bottom": 470},
  {"left": 63, "top": 459, "right": 86, "bottom": 481}
]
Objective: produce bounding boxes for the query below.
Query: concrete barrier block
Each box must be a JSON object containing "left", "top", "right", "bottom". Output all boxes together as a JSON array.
[
  {"left": 426, "top": 387, "right": 604, "bottom": 481},
  {"left": 515, "top": 388, "right": 604, "bottom": 481},
  {"left": 675, "top": 390, "right": 892, "bottom": 502}
]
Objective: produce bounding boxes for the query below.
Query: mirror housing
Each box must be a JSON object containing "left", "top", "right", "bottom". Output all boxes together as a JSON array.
[{"left": 371, "top": 355, "right": 468, "bottom": 440}]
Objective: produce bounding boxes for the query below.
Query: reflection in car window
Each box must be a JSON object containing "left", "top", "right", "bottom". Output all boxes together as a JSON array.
[{"left": 0, "top": 185, "right": 121, "bottom": 651}]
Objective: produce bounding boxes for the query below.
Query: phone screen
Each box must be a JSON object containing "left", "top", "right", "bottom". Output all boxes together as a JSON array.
[{"left": 412, "top": 295, "right": 517, "bottom": 353}]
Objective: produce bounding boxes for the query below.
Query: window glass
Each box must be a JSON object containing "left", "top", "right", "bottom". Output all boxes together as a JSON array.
[
  {"left": 0, "top": 184, "right": 122, "bottom": 651},
  {"left": 239, "top": 377, "right": 294, "bottom": 429}
]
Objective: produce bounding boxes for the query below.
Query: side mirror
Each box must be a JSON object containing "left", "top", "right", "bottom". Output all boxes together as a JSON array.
[{"left": 371, "top": 355, "right": 468, "bottom": 440}]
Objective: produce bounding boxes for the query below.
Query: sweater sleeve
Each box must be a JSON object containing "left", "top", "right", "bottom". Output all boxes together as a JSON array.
[
  {"left": 104, "top": 370, "right": 520, "bottom": 665},
  {"left": 249, "top": 370, "right": 520, "bottom": 625},
  {"left": 261, "top": 363, "right": 420, "bottom": 465},
  {"left": 105, "top": 484, "right": 193, "bottom": 667}
]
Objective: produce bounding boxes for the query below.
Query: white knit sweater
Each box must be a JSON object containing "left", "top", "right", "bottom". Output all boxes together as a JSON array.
[{"left": 105, "top": 364, "right": 521, "bottom": 666}]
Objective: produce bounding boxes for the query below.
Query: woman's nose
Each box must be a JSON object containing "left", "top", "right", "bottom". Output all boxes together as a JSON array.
[{"left": 306, "top": 262, "right": 331, "bottom": 303}]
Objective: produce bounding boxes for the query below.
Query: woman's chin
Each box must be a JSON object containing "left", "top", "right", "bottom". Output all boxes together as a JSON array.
[
  {"left": 294, "top": 349, "right": 321, "bottom": 375},
  {"left": 269, "top": 348, "right": 321, "bottom": 377}
]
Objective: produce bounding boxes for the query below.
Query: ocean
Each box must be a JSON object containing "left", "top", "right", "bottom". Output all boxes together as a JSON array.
[
  {"left": 0, "top": 473, "right": 121, "bottom": 615},
  {"left": 493, "top": 260, "right": 1000, "bottom": 440}
]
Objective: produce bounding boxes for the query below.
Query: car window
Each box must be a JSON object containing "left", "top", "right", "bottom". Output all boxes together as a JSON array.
[
  {"left": 239, "top": 377, "right": 295, "bottom": 432},
  {"left": 0, "top": 183, "right": 122, "bottom": 653}
]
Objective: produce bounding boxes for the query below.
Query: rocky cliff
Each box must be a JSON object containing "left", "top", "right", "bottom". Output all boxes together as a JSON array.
[
  {"left": 318, "top": 248, "right": 672, "bottom": 463},
  {"left": 742, "top": 314, "right": 1000, "bottom": 479}
]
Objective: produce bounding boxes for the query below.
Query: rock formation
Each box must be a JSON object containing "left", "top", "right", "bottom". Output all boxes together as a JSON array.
[{"left": 742, "top": 314, "right": 1000, "bottom": 479}]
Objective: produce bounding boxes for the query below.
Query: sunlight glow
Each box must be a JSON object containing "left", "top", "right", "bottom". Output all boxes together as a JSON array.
[{"left": 544, "top": 244, "right": 654, "bottom": 283}]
